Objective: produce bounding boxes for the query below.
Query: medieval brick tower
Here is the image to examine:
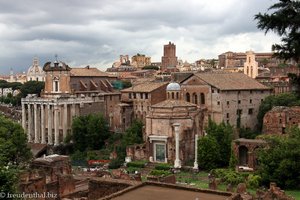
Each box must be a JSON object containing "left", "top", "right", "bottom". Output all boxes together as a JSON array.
[{"left": 161, "top": 42, "right": 178, "bottom": 71}]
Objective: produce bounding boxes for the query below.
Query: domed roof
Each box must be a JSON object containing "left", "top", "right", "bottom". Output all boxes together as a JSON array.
[
  {"left": 166, "top": 82, "right": 181, "bottom": 91},
  {"left": 27, "top": 58, "right": 44, "bottom": 75}
]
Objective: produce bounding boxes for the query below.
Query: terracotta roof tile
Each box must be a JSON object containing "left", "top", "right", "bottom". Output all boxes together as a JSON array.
[
  {"left": 70, "top": 68, "right": 112, "bottom": 77},
  {"left": 195, "top": 72, "right": 271, "bottom": 90},
  {"left": 122, "top": 82, "right": 168, "bottom": 92}
]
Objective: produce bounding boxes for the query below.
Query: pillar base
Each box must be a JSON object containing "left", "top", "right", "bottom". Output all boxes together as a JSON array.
[
  {"left": 174, "top": 159, "right": 181, "bottom": 168},
  {"left": 149, "top": 156, "right": 153, "bottom": 162},
  {"left": 193, "top": 162, "right": 199, "bottom": 170}
]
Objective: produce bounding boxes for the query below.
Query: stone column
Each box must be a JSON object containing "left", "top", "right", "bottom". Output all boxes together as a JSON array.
[
  {"left": 193, "top": 134, "right": 199, "bottom": 170},
  {"left": 27, "top": 104, "right": 33, "bottom": 143},
  {"left": 21, "top": 102, "right": 26, "bottom": 130},
  {"left": 41, "top": 104, "right": 46, "bottom": 144},
  {"left": 54, "top": 106, "right": 59, "bottom": 145},
  {"left": 34, "top": 103, "right": 39, "bottom": 143},
  {"left": 47, "top": 104, "right": 53, "bottom": 145},
  {"left": 71, "top": 103, "right": 76, "bottom": 120},
  {"left": 63, "top": 104, "right": 68, "bottom": 140},
  {"left": 173, "top": 123, "right": 181, "bottom": 168}
]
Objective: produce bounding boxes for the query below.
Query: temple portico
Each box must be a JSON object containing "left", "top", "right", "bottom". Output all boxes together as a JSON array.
[{"left": 22, "top": 95, "right": 105, "bottom": 145}]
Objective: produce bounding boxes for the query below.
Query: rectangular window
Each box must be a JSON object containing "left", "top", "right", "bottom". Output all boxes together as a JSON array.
[
  {"left": 237, "top": 109, "right": 242, "bottom": 115},
  {"left": 140, "top": 93, "right": 143, "bottom": 99},
  {"left": 227, "top": 101, "right": 229, "bottom": 105},
  {"left": 145, "top": 93, "right": 148, "bottom": 99},
  {"left": 133, "top": 93, "right": 136, "bottom": 99},
  {"left": 212, "top": 89, "right": 214, "bottom": 93},
  {"left": 226, "top": 113, "right": 229, "bottom": 118},
  {"left": 55, "top": 81, "right": 59, "bottom": 92},
  {"left": 248, "top": 108, "right": 253, "bottom": 115},
  {"left": 238, "top": 100, "right": 241, "bottom": 104},
  {"left": 250, "top": 99, "right": 252, "bottom": 104},
  {"left": 250, "top": 90, "right": 252, "bottom": 94},
  {"left": 217, "top": 101, "right": 220, "bottom": 105}
]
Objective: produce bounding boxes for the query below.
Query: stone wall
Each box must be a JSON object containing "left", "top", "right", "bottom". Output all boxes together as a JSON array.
[
  {"left": 263, "top": 106, "right": 300, "bottom": 135},
  {"left": 126, "top": 144, "right": 147, "bottom": 161},
  {"left": 88, "top": 180, "right": 131, "bottom": 200}
]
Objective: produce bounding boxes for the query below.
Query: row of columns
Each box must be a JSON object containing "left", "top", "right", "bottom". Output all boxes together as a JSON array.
[{"left": 22, "top": 103, "right": 76, "bottom": 145}]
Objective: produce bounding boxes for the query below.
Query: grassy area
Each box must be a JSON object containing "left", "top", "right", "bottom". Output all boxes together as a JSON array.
[
  {"left": 286, "top": 190, "right": 300, "bottom": 200},
  {"left": 174, "top": 171, "right": 300, "bottom": 200}
]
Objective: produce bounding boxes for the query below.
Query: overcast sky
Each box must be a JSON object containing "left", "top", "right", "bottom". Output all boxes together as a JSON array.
[{"left": 0, "top": 0, "right": 280, "bottom": 74}]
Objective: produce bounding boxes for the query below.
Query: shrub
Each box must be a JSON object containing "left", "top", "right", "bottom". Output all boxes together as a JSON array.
[
  {"left": 109, "top": 159, "right": 123, "bottom": 169},
  {"left": 149, "top": 170, "right": 172, "bottom": 177},
  {"left": 126, "top": 167, "right": 140, "bottom": 174},
  {"left": 127, "top": 160, "right": 147, "bottom": 168},
  {"left": 211, "top": 168, "right": 245, "bottom": 186},
  {"left": 247, "top": 174, "right": 261, "bottom": 189},
  {"left": 155, "top": 163, "right": 172, "bottom": 171}
]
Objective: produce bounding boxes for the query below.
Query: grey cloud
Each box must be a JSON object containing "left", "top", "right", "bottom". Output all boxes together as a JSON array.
[{"left": 0, "top": 0, "right": 280, "bottom": 74}]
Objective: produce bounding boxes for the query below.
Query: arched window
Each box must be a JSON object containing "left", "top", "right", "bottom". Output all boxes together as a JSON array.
[
  {"left": 200, "top": 93, "right": 205, "bottom": 104},
  {"left": 172, "top": 92, "right": 175, "bottom": 99},
  {"left": 53, "top": 77, "right": 60, "bottom": 92},
  {"left": 167, "top": 93, "right": 170, "bottom": 99},
  {"left": 186, "top": 93, "right": 190, "bottom": 102},
  {"left": 176, "top": 92, "right": 179, "bottom": 100},
  {"left": 193, "top": 93, "right": 197, "bottom": 104}
]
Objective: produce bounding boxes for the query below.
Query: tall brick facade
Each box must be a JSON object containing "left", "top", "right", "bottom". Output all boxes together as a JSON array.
[{"left": 161, "top": 42, "right": 178, "bottom": 71}]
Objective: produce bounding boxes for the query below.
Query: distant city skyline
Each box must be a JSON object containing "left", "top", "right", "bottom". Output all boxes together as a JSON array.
[{"left": 0, "top": 0, "right": 280, "bottom": 74}]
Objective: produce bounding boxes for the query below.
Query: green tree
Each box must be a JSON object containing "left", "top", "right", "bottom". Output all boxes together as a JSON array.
[
  {"left": 255, "top": 0, "right": 300, "bottom": 62},
  {"left": 206, "top": 119, "right": 234, "bottom": 167},
  {"left": 0, "top": 115, "right": 32, "bottom": 195},
  {"left": 198, "top": 136, "right": 221, "bottom": 170},
  {"left": 257, "top": 93, "right": 300, "bottom": 131},
  {"left": 19, "top": 81, "right": 44, "bottom": 98},
  {"left": 0, "top": 115, "right": 32, "bottom": 166},
  {"left": 71, "top": 113, "right": 110, "bottom": 151},
  {"left": 0, "top": 80, "right": 8, "bottom": 96},
  {"left": 0, "top": 166, "right": 19, "bottom": 195},
  {"left": 8, "top": 82, "right": 23, "bottom": 94},
  {"left": 122, "top": 119, "right": 143, "bottom": 145},
  {"left": 257, "top": 127, "right": 300, "bottom": 189}
]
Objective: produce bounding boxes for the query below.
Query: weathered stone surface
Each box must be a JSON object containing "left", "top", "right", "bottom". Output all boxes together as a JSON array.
[
  {"left": 236, "top": 183, "right": 247, "bottom": 194},
  {"left": 226, "top": 183, "right": 234, "bottom": 192},
  {"left": 263, "top": 106, "right": 300, "bottom": 135},
  {"left": 208, "top": 174, "right": 217, "bottom": 190}
]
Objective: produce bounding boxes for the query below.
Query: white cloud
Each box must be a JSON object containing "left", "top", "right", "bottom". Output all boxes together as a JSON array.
[{"left": 0, "top": 0, "right": 280, "bottom": 73}]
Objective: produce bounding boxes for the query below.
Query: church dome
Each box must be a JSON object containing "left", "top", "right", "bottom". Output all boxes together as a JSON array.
[
  {"left": 27, "top": 58, "right": 44, "bottom": 75},
  {"left": 166, "top": 82, "right": 181, "bottom": 91}
]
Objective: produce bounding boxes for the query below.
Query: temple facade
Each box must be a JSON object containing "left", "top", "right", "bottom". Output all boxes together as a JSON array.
[{"left": 21, "top": 60, "right": 121, "bottom": 145}]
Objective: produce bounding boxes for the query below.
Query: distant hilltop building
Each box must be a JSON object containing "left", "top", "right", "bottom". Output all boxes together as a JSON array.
[
  {"left": 218, "top": 51, "right": 278, "bottom": 69},
  {"left": 161, "top": 42, "right": 178, "bottom": 71},
  {"left": 131, "top": 53, "right": 151, "bottom": 69},
  {"left": 27, "top": 57, "right": 45, "bottom": 82},
  {"left": 8, "top": 68, "right": 27, "bottom": 83}
]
